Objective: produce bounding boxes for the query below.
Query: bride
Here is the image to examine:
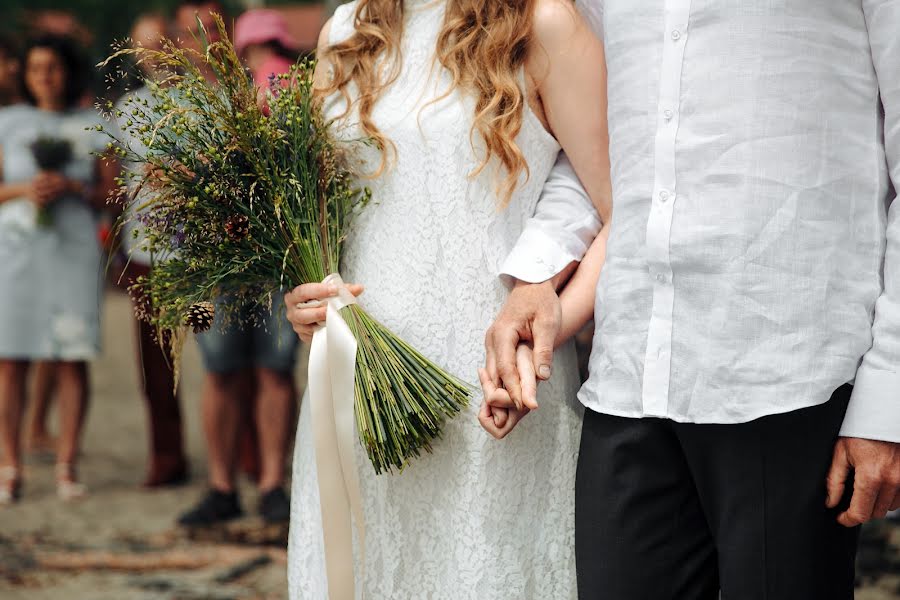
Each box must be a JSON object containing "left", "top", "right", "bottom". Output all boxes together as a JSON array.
[{"left": 285, "top": 0, "right": 610, "bottom": 597}]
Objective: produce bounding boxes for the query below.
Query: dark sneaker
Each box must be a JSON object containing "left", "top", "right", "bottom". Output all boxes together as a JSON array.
[
  {"left": 259, "top": 487, "right": 290, "bottom": 524},
  {"left": 177, "top": 489, "right": 243, "bottom": 526}
]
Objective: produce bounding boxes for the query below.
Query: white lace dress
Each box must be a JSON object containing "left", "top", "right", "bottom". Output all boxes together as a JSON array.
[{"left": 288, "top": 1, "right": 583, "bottom": 598}]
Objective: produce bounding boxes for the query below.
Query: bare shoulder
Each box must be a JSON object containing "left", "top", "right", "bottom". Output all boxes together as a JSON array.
[
  {"left": 531, "top": 0, "right": 584, "bottom": 47},
  {"left": 313, "top": 18, "right": 336, "bottom": 89},
  {"left": 318, "top": 17, "right": 333, "bottom": 54}
]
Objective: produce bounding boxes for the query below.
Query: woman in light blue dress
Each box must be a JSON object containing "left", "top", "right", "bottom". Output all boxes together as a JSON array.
[{"left": 0, "top": 35, "right": 111, "bottom": 504}]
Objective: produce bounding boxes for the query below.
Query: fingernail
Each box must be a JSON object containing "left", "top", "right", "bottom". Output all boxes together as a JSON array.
[{"left": 539, "top": 365, "right": 551, "bottom": 379}]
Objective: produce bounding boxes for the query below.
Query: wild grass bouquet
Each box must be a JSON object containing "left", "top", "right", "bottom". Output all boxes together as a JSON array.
[{"left": 99, "top": 17, "right": 470, "bottom": 474}]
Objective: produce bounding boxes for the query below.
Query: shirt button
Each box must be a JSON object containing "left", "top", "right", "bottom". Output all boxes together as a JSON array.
[
  {"left": 656, "top": 273, "right": 668, "bottom": 284},
  {"left": 671, "top": 30, "right": 682, "bottom": 41},
  {"left": 663, "top": 109, "right": 674, "bottom": 121},
  {"left": 659, "top": 190, "right": 670, "bottom": 203}
]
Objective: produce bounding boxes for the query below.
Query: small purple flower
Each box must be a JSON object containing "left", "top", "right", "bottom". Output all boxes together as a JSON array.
[{"left": 171, "top": 226, "right": 187, "bottom": 248}]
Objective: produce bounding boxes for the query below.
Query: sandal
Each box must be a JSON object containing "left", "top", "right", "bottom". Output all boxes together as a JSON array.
[
  {"left": 56, "top": 463, "right": 87, "bottom": 502},
  {"left": 0, "top": 466, "right": 22, "bottom": 505}
]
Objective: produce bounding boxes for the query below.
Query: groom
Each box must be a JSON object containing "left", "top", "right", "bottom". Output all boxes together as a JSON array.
[{"left": 484, "top": 1, "right": 900, "bottom": 598}]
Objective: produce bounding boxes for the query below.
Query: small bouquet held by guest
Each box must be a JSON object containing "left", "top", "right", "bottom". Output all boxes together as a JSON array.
[
  {"left": 29, "top": 136, "right": 73, "bottom": 227},
  {"left": 99, "top": 16, "right": 470, "bottom": 475}
]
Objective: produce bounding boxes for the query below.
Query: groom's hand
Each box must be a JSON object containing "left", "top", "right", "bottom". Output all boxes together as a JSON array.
[
  {"left": 485, "top": 280, "right": 561, "bottom": 411},
  {"left": 826, "top": 437, "right": 900, "bottom": 527},
  {"left": 478, "top": 345, "right": 538, "bottom": 439}
]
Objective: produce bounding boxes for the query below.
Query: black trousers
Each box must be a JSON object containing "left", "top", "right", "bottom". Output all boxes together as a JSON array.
[{"left": 575, "top": 385, "right": 860, "bottom": 600}]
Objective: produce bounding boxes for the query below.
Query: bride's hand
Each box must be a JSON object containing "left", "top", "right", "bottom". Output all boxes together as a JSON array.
[
  {"left": 477, "top": 344, "right": 539, "bottom": 439},
  {"left": 284, "top": 282, "right": 364, "bottom": 343}
]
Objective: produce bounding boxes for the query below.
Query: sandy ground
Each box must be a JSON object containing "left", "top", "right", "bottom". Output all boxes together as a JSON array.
[
  {"left": 0, "top": 290, "right": 898, "bottom": 599},
  {"left": 0, "top": 291, "right": 303, "bottom": 600}
]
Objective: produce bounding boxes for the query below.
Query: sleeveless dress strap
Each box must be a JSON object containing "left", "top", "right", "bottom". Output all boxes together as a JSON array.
[{"left": 329, "top": 1, "right": 360, "bottom": 46}]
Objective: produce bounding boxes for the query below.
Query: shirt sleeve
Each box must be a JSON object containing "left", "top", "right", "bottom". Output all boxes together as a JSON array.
[
  {"left": 499, "top": 152, "right": 603, "bottom": 284},
  {"left": 840, "top": 0, "right": 900, "bottom": 443}
]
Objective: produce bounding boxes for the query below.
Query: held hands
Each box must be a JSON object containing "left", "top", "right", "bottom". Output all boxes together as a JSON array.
[
  {"left": 478, "top": 344, "right": 540, "bottom": 439},
  {"left": 284, "top": 281, "right": 364, "bottom": 344},
  {"left": 826, "top": 437, "right": 900, "bottom": 527},
  {"left": 484, "top": 280, "right": 561, "bottom": 407},
  {"left": 479, "top": 280, "right": 563, "bottom": 439}
]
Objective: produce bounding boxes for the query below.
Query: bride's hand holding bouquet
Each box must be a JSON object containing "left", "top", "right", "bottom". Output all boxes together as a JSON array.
[{"left": 285, "top": 281, "right": 364, "bottom": 344}]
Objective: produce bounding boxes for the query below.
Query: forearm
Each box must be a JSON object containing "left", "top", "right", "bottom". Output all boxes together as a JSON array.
[
  {"left": 65, "top": 161, "right": 114, "bottom": 212},
  {"left": 93, "top": 156, "right": 120, "bottom": 211},
  {"left": 549, "top": 261, "right": 578, "bottom": 291},
  {"left": 87, "top": 181, "right": 107, "bottom": 211},
  {"left": 0, "top": 182, "right": 30, "bottom": 204},
  {"left": 556, "top": 226, "right": 607, "bottom": 346}
]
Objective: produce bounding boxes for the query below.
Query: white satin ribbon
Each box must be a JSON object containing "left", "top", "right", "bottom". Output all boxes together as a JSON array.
[{"left": 307, "top": 273, "right": 366, "bottom": 600}]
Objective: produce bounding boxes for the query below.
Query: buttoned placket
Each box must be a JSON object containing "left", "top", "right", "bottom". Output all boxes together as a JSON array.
[{"left": 641, "top": 0, "right": 692, "bottom": 417}]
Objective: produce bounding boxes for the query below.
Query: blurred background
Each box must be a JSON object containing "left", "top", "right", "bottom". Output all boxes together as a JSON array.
[{"left": 0, "top": 1, "right": 897, "bottom": 599}]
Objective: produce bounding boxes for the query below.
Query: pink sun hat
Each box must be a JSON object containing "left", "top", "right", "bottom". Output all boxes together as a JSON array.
[{"left": 234, "top": 9, "right": 300, "bottom": 56}]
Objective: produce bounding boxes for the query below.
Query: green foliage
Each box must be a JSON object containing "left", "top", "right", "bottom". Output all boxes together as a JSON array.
[{"left": 99, "top": 15, "right": 470, "bottom": 474}]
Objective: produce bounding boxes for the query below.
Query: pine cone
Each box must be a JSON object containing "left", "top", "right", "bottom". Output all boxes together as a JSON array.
[
  {"left": 185, "top": 301, "right": 215, "bottom": 333},
  {"left": 224, "top": 214, "right": 250, "bottom": 241}
]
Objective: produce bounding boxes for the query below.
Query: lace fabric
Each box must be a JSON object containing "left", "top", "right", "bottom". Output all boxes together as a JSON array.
[{"left": 288, "top": 2, "right": 582, "bottom": 598}]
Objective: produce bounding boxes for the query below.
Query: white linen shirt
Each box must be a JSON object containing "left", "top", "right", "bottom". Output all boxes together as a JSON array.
[{"left": 502, "top": 0, "right": 900, "bottom": 442}]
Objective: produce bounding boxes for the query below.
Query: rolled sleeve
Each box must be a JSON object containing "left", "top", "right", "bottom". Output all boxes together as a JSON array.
[
  {"left": 840, "top": 0, "right": 900, "bottom": 443},
  {"left": 500, "top": 152, "right": 602, "bottom": 284}
]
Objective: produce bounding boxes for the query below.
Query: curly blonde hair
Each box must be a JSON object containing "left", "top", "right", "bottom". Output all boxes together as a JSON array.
[{"left": 320, "top": 0, "right": 539, "bottom": 205}]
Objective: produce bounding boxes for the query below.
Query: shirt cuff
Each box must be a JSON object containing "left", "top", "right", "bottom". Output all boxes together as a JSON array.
[
  {"left": 499, "top": 227, "right": 582, "bottom": 285},
  {"left": 839, "top": 367, "right": 900, "bottom": 443}
]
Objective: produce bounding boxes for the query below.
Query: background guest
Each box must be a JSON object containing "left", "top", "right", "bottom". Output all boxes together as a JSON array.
[
  {"left": 234, "top": 9, "right": 299, "bottom": 111},
  {"left": 0, "top": 34, "right": 114, "bottom": 503},
  {"left": 177, "top": 1, "right": 298, "bottom": 527},
  {"left": 20, "top": 13, "right": 95, "bottom": 457},
  {"left": 0, "top": 33, "right": 57, "bottom": 458},
  {"left": 172, "top": 0, "right": 223, "bottom": 81},
  {"left": 113, "top": 12, "right": 190, "bottom": 489}
]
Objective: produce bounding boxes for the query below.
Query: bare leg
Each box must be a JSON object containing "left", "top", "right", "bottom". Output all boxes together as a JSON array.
[
  {"left": 0, "top": 360, "right": 30, "bottom": 470},
  {"left": 27, "top": 360, "right": 57, "bottom": 450},
  {"left": 55, "top": 361, "right": 89, "bottom": 468},
  {"left": 237, "top": 372, "right": 260, "bottom": 484},
  {"left": 201, "top": 369, "right": 253, "bottom": 492},
  {"left": 135, "top": 314, "right": 187, "bottom": 486},
  {"left": 254, "top": 367, "right": 296, "bottom": 492}
]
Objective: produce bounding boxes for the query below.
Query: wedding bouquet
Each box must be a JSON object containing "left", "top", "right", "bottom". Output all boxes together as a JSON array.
[
  {"left": 99, "top": 17, "right": 470, "bottom": 474},
  {"left": 29, "top": 136, "right": 73, "bottom": 227}
]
